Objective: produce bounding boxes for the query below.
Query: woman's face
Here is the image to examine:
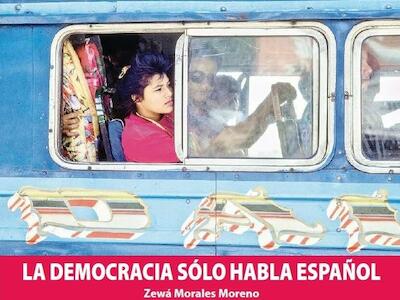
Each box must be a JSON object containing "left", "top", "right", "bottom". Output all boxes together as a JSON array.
[
  {"left": 135, "top": 73, "right": 173, "bottom": 121},
  {"left": 189, "top": 57, "right": 218, "bottom": 105}
]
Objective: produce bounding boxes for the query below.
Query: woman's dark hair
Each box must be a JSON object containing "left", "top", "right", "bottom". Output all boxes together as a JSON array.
[{"left": 113, "top": 51, "right": 171, "bottom": 119}]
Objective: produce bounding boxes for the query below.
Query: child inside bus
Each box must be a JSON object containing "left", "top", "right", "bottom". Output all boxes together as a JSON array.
[{"left": 116, "top": 52, "right": 178, "bottom": 162}]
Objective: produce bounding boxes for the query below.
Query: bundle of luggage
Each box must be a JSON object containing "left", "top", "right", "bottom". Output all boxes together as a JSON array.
[{"left": 62, "top": 36, "right": 115, "bottom": 162}]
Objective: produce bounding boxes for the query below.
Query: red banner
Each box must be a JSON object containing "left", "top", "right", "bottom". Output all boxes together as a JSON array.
[{"left": 0, "top": 256, "right": 397, "bottom": 300}]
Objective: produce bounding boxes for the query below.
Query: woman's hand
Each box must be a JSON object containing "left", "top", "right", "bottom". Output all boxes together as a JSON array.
[{"left": 62, "top": 111, "right": 81, "bottom": 137}]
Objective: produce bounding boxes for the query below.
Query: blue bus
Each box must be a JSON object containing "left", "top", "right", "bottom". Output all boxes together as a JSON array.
[{"left": 2, "top": 0, "right": 400, "bottom": 255}]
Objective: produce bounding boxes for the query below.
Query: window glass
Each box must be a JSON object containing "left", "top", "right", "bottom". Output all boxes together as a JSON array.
[
  {"left": 361, "top": 36, "right": 400, "bottom": 160},
  {"left": 59, "top": 33, "right": 180, "bottom": 163},
  {"left": 187, "top": 36, "right": 317, "bottom": 159}
]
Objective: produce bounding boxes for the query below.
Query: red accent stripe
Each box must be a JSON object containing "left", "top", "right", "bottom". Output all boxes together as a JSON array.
[
  {"left": 21, "top": 213, "right": 31, "bottom": 220},
  {"left": 9, "top": 197, "right": 23, "bottom": 210},
  {"left": 357, "top": 217, "right": 394, "bottom": 221},
  {"left": 71, "top": 231, "right": 82, "bottom": 238},
  {"left": 27, "top": 234, "right": 41, "bottom": 244},
  {"left": 392, "top": 239, "right": 400, "bottom": 246},
  {"left": 300, "top": 237, "right": 310, "bottom": 245},
  {"left": 187, "top": 239, "right": 197, "bottom": 249},
  {"left": 111, "top": 210, "right": 145, "bottom": 215},
  {"left": 36, "top": 209, "right": 72, "bottom": 215},
  {"left": 230, "top": 225, "right": 239, "bottom": 232},
  {"left": 262, "top": 241, "right": 275, "bottom": 249},
  {"left": 257, "top": 227, "right": 267, "bottom": 236},
  {"left": 328, "top": 205, "right": 340, "bottom": 219},
  {"left": 28, "top": 222, "right": 39, "bottom": 231},
  {"left": 286, "top": 235, "right": 295, "bottom": 243},
  {"left": 348, "top": 242, "right": 361, "bottom": 252},
  {"left": 370, "top": 234, "right": 382, "bottom": 244},
  {"left": 21, "top": 205, "right": 31, "bottom": 215},
  {"left": 384, "top": 237, "right": 392, "bottom": 245},
  {"left": 350, "top": 228, "right": 360, "bottom": 237},
  {"left": 202, "top": 232, "right": 210, "bottom": 240},
  {"left": 340, "top": 212, "right": 349, "bottom": 222},
  {"left": 87, "top": 232, "right": 134, "bottom": 239},
  {"left": 341, "top": 219, "right": 352, "bottom": 229},
  {"left": 257, "top": 215, "right": 294, "bottom": 219},
  {"left": 195, "top": 217, "right": 206, "bottom": 225},
  {"left": 68, "top": 199, "right": 97, "bottom": 207},
  {"left": 338, "top": 206, "right": 346, "bottom": 218}
]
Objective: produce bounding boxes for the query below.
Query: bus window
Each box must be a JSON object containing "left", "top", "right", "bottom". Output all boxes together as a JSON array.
[
  {"left": 51, "top": 29, "right": 182, "bottom": 166},
  {"left": 50, "top": 23, "right": 335, "bottom": 171},
  {"left": 346, "top": 21, "right": 400, "bottom": 172},
  {"left": 361, "top": 37, "right": 400, "bottom": 160},
  {"left": 187, "top": 36, "right": 315, "bottom": 159},
  {"left": 179, "top": 26, "right": 335, "bottom": 171}
]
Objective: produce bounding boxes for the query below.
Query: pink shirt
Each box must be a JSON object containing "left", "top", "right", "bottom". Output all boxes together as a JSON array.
[{"left": 122, "top": 113, "right": 179, "bottom": 163}]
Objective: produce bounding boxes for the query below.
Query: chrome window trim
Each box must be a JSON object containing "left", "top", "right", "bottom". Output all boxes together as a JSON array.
[
  {"left": 345, "top": 20, "right": 400, "bottom": 173},
  {"left": 181, "top": 26, "right": 335, "bottom": 170},
  {"left": 49, "top": 22, "right": 335, "bottom": 172},
  {"left": 174, "top": 33, "right": 185, "bottom": 161}
]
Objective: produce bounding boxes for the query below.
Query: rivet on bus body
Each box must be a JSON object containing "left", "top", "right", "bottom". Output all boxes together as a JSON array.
[
  {"left": 234, "top": 174, "right": 240, "bottom": 180},
  {"left": 87, "top": 166, "right": 92, "bottom": 171},
  {"left": 336, "top": 227, "right": 341, "bottom": 232},
  {"left": 389, "top": 169, "right": 394, "bottom": 174},
  {"left": 186, "top": 199, "right": 191, "bottom": 204},
  {"left": 338, "top": 150, "right": 343, "bottom": 155},
  {"left": 336, "top": 175, "right": 342, "bottom": 182},
  {"left": 50, "top": 65, "right": 54, "bottom": 70},
  {"left": 220, "top": 6, "right": 227, "bottom": 12},
  {"left": 15, "top": 4, "right": 22, "bottom": 11},
  {"left": 386, "top": 4, "right": 392, "bottom": 9},
  {"left": 137, "top": 173, "right": 143, "bottom": 178},
  {"left": 388, "top": 176, "right": 392, "bottom": 182},
  {"left": 184, "top": 172, "right": 191, "bottom": 178}
]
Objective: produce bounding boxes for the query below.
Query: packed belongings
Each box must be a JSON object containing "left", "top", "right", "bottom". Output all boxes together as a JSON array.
[{"left": 62, "top": 36, "right": 112, "bottom": 162}]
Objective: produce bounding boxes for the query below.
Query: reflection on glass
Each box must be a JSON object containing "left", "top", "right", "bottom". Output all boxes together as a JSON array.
[
  {"left": 361, "top": 37, "right": 400, "bottom": 160},
  {"left": 187, "top": 36, "right": 316, "bottom": 159}
]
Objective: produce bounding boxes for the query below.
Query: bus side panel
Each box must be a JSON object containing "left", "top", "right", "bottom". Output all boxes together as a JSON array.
[
  {"left": 32, "top": 25, "right": 62, "bottom": 171},
  {"left": 0, "top": 175, "right": 218, "bottom": 255},
  {"left": 0, "top": 26, "right": 35, "bottom": 170},
  {"left": 213, "top": 176, "right": 400, "bottom": 254}
]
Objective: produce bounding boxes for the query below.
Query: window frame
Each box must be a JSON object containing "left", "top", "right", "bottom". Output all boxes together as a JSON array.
[
  {"left": 49, "top": 22, "right": 335, "bottom": 172},
  {"left": 345, "top": 20, "right": 400, "bottom": 173}
]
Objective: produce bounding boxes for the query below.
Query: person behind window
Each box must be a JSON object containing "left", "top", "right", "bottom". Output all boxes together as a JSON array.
[
  {"left": 361, "top": 45, "right": 384, "bottom": 159},
  {"left": 116, "top": 52, "right": 179, "bottom": 162},
  {"left": 63, "top": 50, "right": 296, "bottom": 162},
  {"left": 187, "top": 44, "right": 297, "bottom": 157}
]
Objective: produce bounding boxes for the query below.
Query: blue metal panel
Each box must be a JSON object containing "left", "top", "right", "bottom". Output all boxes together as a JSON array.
[
  {"left": 1, "top": 1, "right": 400, "bottom": 255},
  {"left": 0, "top": 26, "right": 34, "bottom": 169},
  {"left": 2, "top": 1, "right": 400, "bottom": 24},
  {"left": 31, "top": 25, "right": 62, "bottom": 171}
]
